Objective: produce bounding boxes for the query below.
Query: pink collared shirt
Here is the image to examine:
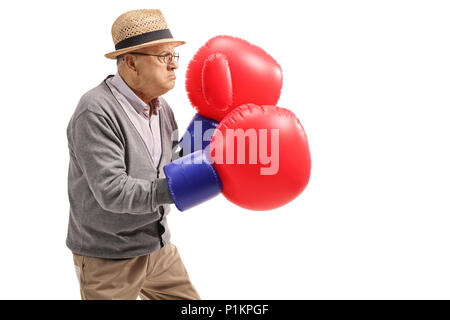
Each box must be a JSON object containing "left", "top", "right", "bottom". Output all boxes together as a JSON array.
[{"left": 106, "top": 73, "right": 162, "bottom": 168}]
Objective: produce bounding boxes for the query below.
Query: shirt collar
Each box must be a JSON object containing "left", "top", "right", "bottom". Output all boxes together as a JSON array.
[{"left": 110, "top": 73, "right": 160, "bottom": 116}]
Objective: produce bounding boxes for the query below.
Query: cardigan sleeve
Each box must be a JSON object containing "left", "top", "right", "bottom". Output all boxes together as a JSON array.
[{"left": 70, "top": 110, "right": 172, "bottom": 214}]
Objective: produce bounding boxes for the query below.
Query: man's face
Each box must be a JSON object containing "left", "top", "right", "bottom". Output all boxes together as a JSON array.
[{"left": 126, "top": 43, "right": 179, "bottom": 100}]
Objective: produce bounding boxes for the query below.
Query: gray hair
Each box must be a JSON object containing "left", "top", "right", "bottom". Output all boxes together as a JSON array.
[{"left": 116, "top": 55, "right": 124, "bottom": 67}]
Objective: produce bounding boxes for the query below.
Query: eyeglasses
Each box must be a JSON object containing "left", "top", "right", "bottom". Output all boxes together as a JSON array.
[{"left": 130, "top": 52, "right": 179, "bottom": 64}]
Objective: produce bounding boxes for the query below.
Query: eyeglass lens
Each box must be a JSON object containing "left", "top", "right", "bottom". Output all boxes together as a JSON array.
[{"left": 164, "top": 53, "right": 179, "bottom": 64}]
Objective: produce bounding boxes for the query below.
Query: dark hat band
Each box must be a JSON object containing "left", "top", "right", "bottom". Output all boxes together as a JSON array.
[{"left": 115, "top": 29, "right": 173, "bottom": 50}]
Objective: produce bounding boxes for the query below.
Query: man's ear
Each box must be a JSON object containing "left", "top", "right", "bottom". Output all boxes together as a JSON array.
[{"left": 124, "top": 54, "right": 137, "bottom": 72}]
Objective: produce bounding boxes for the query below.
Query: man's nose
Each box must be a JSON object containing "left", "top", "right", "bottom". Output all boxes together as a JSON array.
[{"left": 168, "top": 60, "right": 178, "bottom": 70}]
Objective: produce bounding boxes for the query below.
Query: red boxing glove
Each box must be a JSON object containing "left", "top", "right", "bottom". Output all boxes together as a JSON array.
[
  {"left": 210, "top": 104, "right": 311, "bottom": 211},
  {"left": 186, "top": 35, "right": 283, "bottom": 121}
]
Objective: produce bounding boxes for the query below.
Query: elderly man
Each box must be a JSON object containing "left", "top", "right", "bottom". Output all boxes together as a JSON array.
[{"left": 66, "top": 9, "right": 200, "bottom": 300}]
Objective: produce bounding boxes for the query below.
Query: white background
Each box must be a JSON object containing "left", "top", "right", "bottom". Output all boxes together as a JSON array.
[{"left": 0, "top": 0, "right": 449, "bottom": 299}]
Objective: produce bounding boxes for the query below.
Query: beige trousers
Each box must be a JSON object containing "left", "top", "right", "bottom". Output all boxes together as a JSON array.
[{"left": 72, "top": 242, "right": 200, "bottom": 300}]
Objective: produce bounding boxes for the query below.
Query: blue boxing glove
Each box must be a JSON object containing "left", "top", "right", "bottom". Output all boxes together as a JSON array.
[
  {"left": 163, "top": 149, "right": 222, "bottom": 211},
  {"left": 178, "top": 113, "right": 219, "bottom": 156}
]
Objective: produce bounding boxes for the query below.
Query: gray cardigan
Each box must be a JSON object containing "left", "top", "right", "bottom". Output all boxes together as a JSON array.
[{"left": 66, "top": 76, "right": 178, "bottom": 259}]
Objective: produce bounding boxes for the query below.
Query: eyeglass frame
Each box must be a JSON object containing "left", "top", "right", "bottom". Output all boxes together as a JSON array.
[{"left": 127, "top": 52, "right": 179, "bottom": 64}]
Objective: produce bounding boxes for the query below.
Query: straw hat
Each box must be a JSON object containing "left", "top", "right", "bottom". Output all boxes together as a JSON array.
[{"left": 104, "top": 9, "right": 185, "bottom": 59}]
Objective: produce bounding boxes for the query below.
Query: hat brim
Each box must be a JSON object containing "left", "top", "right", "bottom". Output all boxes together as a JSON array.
[{"left": 105, "top": 39, "right": 185, "bottom": 59}]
